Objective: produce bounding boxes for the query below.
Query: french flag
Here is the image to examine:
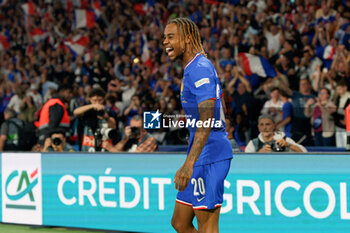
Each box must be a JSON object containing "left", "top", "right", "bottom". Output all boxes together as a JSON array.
[
  {"left": 323, "top": 45, "right": 336, "bottom": 60},
  {"left": 73, "top": 0, "right": 89, "bottom": 8},
  {"left": 64, "top": 34, "right": 89, "bottom": 56},
  {"left": 22, "top": 2, "right": 36, "bottom": 16},
  {"left": 74, "top": 9, "right": 95, "bottom": 29},
  {"left": 92, "top": 0, "right": 103, "bottom": 17},
  {"left": 133, "top": 0, "right": 154, "bottom": 17},
  {"left": 30, "top": 28, "right": 48, "bottom": 43},
  {"left": 238, "top": 53, "right": 276, "bottom": 78},
  {"left": 141, "top": 33, "right": 152, "bottom": 68},
  {"left": 0, "top": 34, "right": 10, "bottom": 51}
]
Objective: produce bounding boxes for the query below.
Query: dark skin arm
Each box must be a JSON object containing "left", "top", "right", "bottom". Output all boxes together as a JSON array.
[{"left": 174, "top": 99, "right": 215, "bottom": 191}]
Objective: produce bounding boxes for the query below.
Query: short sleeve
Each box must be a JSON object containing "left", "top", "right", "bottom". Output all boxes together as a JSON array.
[
  {"left": 188, "top": 67, "right": 217, "bottom": 104},
  {"left": 283, "top": 102, "right": 293, "bottom": 118},
  {"left": 0, "top": 122, "right": 9, "bottom": 136}
]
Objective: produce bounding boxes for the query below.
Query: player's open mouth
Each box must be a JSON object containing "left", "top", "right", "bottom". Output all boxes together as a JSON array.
[{"left": 166, "top": 47, "right": 174, "bottom": 56}]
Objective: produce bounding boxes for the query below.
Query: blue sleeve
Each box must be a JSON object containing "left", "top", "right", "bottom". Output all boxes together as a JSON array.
[
  {"left": 188, "top": 67, "right": 217, "bottom": 104},
  {"left": 283, "top": 102, "right": 293, "bottom": 118}
]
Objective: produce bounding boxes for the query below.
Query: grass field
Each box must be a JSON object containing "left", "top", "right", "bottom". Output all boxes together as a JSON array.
[{"left": 0, "top": 223, "right": 131, "bottom": 233}]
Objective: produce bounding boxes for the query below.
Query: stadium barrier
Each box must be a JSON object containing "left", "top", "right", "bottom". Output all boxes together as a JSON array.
[
  {"left": 1, "top": 152, "right": 350, "bottom": 233},
  {"left": 157, "top": 145, "right": 348, "bottom": 152}
]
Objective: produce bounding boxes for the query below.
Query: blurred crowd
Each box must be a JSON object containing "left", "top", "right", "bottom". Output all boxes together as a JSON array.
[{"left": 0, "top": 0, "right": 350, "bottom": 151}]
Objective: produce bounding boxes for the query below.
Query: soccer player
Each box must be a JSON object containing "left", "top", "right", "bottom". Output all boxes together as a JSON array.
[{"left": 163, "top": 18, "right": 233, "bottom": 233}]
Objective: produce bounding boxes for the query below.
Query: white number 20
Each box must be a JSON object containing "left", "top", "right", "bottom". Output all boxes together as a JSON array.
[{"left": 191, "top": 177, "right": 206, "bottom": 196}]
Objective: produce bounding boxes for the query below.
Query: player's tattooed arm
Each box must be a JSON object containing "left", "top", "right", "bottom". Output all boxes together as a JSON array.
[
  {"left": 186, "top": 99, "right": 215, "bottom": 164},
  {"left": 174, "top": 99, "right": 215, "bottom": 191}
]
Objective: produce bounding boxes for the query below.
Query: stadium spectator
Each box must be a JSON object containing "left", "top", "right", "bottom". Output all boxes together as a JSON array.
[
  {"left": 0, "top": 108, "right": 21, "bottom": 151},
  {"left": 35, "top": 84, "right": 73, "bottom": 145},
  {"left": 280, "top": 78, "right": 316, "bottom": 146},
  {"left": 19, "top": 95, "right": 37, "bottom": 123},
  {"left": 260, "top": 87, "right": 283, "bottom": 124},
  {"left": 225, "top": 118, "right": 241, "bottom": 153},
  {"left": 245, "top": 115, "right": 307, "bottom": 153},
  {"left": 102, "top": 115, "right": 157, "bottom": 152},
  {"left": 304, "top": 87, "right": 337, "bottom": 146},
  {"left": 123, "top": 95, "right": 142, "bottom": 126},
  {"left": 334, "top": 79, "right": 350, "bottom": 148},
  {"left": 276, "top": 89, "right": 293, "bottom": 138},
  {"left": 73, "top": 87, "right": 116, "bottom": 152},
  {"left": 27, "top": 83, "right": 43, "bottom": 109},
  {"left": 41, "top": 128, "right": 76, "bottom": 152},
  {"left": 7, "top": 86, "right": 25, "bottom": 114}
]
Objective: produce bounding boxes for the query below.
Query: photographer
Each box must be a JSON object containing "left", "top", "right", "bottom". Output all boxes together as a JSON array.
[
  {"left": 245, "top": 115, "right": 307, "bottom": 153},
  {"left": 35, "top": 84, "right": 73, "bottom": 145},
  {"left": 102, "top": 115, "right": 157, "bottom": 152},
  {"left": 73, "top": 87, "right": 116, "bottom": 152},
  {"left": 42, "top": 128, "right": 75, "bottom": 152}
]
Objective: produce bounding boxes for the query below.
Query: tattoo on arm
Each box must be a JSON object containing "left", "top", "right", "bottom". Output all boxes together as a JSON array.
[{"left": 185, "top": 99, "right": 215, "bottom": 165}]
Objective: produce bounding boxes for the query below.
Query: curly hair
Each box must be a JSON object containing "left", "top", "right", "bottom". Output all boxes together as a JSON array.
[{"left": 166, "top": 17, "right": 206, "bottom": 56}]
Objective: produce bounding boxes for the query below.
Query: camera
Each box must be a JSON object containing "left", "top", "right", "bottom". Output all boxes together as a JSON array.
[
  {"left": 52, "top": 137, "right": 62, "bottom": 146},
  {"left": 270, "top": 141, "right": 285, "bottom": 152},
  {"left": 100, "top": 127, "right": 118, "bottom": 140},
  {"left": 131, "top": 127, "right": 140, "bottom": 137},
  {"left": 97, "top": 110, "right": 105, "bottom": 117},
  {"left": 93, "top": 123, "right": 119, "bottom": 152}
]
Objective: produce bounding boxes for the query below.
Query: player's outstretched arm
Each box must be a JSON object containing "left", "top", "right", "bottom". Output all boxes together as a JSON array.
[{"left": 174, "top": 99, "right": 215, "bottom": 191}]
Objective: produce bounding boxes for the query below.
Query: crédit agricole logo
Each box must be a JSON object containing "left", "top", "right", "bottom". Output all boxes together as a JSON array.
[
  {"left": 2, "top": 153, "right": 42, "bottom": 225},
  {"left": 5, "top": 168, "right": 39, "bottom": 210}
]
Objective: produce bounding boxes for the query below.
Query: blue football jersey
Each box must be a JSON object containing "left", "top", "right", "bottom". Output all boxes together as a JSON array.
[{"left": 181, "top": 53, "right": 233, "bottom": 166}]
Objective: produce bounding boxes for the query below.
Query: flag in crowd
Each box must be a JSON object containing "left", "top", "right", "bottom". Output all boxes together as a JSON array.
[
  {"left": 322, "top": 45, "right": 336, "bottom": 60},
  {"left": 133, "top": 0, "right": 154, "bottom": 17},
  {"left": 74, "top": 9, "right": 95, "bottom": 29},
  {"left": 64, "top": 34, "right": 89, "bottom": 56},
  {"left": 92, "top": 0, "right": 103, "bottom": 17},
  {"left": 21, "top": 2, "right": 36, "bottom": 16},
  {"left": 30, "top": 28, "right": 48, "bottom": 43},
  {"left": 72, "top": 0, "right": 89, "bottom": 8},
  {"left": 141, "top": 33, "right": 152, "bottom": 68},
  {"left": 238, "top": 53, "right": 277, "bottom": 78}
]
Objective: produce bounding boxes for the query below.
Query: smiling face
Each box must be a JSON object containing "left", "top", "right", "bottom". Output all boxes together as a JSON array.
[{"left": 163, "top": 23, "right": 185, "bottom": 61}]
